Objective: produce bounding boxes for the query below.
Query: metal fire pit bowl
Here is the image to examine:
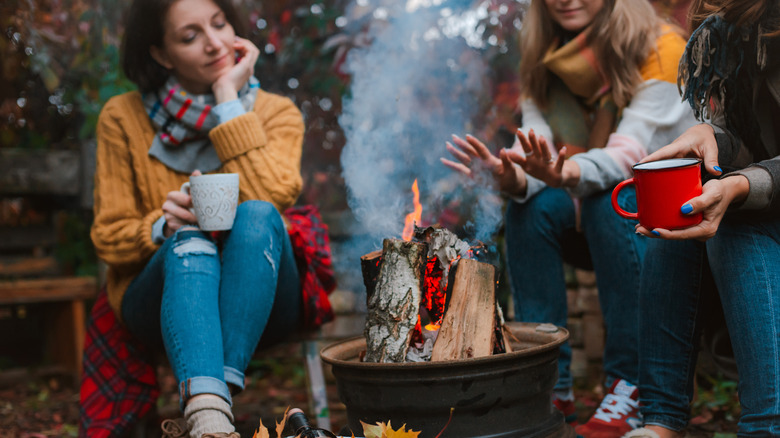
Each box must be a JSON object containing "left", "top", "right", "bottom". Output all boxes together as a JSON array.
[{"left": 320, "top": 322, "right": 575, "bottom": 438}]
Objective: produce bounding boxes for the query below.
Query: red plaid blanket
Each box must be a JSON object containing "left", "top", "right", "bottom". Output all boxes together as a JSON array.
[{"left": 79, "top": 206, "right": 336, "bottom": 437}]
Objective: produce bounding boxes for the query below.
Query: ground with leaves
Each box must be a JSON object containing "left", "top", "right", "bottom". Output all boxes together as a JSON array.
[{"left": 1, "top": 333, "right": 741, "bottom": 438}]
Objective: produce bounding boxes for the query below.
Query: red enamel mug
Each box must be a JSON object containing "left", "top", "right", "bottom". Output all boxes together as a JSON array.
[{"left": 611, "top": 158, "right": 703, "bottom": 230}]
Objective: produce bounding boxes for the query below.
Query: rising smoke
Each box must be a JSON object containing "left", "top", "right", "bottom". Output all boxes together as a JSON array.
[{"left": 336, "top": 0, "right": 512, "bottom": 298}]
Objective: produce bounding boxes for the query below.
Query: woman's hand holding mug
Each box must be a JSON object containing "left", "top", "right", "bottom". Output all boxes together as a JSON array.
[
  {"left": 162, "top": 170, "right": 201, "bottom": 237},
  {"left": 617, "top": 124, "right": 750, "bottom": 241}
]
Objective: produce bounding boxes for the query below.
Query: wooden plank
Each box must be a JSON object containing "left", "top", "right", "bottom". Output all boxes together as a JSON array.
[
  {"left": 0, "top": 149, "right": 81, "bottom": 196},
  {"left": 0, "top": 256, "right": 59, "bottom": 277},
  {"left": 0, "top": 277, "right": 97, "bottom": 304},
  {"left": 0, "top": 226, "right": 57, "bottom": 251},
  {"left": 431, "top": 258, "right": 496, "bottom": 361}
]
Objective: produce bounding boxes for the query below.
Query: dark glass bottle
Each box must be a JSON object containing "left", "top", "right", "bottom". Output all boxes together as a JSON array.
[{"left": 286, "top": 408, "right": 338, "bottom": 438}]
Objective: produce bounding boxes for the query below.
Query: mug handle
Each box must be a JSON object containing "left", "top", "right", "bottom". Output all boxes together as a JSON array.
[
  {"left": 611, "top": 178, "right": 638, "bottom": 220},
  {"left": 179, "top": 182, "right": 198, "bottom": 217}
]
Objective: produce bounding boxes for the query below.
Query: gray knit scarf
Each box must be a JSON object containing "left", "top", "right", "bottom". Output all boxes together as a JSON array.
[{"left": 143, "top": 76, "right": 260, "bottom": 173}]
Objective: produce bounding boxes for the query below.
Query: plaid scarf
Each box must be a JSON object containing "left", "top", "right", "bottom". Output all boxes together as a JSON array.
[
  {"left": 143, "top": 76, "right": 261, "bottom": 173},
  {"left": 541, "top": 30, "right": 619, "bottom": 155},
  {"left": 79, "top": 206, "right": 336, "bottom": 437}
]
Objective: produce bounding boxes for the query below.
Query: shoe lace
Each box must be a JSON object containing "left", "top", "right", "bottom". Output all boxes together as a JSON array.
[
  {"left": 593, "top": 393, "right": 639, "bottom": 422},
  {"left": 161, "top": 418, "right": 189, "bottom": 438}
]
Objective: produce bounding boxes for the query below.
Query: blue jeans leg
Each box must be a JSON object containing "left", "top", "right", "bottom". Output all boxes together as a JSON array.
[
  {"left": 707, "top": 216, "right": 780, "bottom": 436},
  {"left": 580, "top": 187, "right": 645, "bottom": 386},
  {"left": 123, "top": 228, "right": 230, "bottom": 405},
  {"left": 121, "top": 201, "right": 300, "bottom": 409},
  {"left": 219, "top": 201, "right": 301, "bottom": 390},
  {"left": 638, "top": 238, "right": 708, "bottom": 432},
  {"left": 505, "top": 187, "right": 577, "bottom": 390}
]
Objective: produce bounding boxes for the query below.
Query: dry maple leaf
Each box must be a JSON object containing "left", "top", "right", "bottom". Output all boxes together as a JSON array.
[
  {"left": 276, "top": 406, "right": 291, "bottom": 438},
  {"left": 361, "top": 420, "right": 421, "bottom": 438},
  {"left": 252, "top": 419, "right": 270, "bottom": 438}
]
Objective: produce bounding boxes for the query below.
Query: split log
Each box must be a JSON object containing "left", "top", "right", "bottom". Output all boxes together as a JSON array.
[
  {"left": 363, "top": 238, "right": 427, "bottom": 363},
  {"left": 431, "top": 258, "right": 496, "bottom": 361}
]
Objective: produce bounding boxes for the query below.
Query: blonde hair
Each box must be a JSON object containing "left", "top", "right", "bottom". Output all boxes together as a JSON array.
[
  {"left": 688, "top": 0, "right": 780, "bottom": 35},
  {"left": 518, "top": 0, "right": 661, "bottom": 108}
]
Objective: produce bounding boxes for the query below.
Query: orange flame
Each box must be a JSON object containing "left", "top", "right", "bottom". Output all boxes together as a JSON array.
[{"left": 402, "top": 179, "right": 422, "bottom": 241}]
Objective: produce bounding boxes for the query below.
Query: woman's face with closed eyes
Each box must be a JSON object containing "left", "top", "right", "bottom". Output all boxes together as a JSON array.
[{"left": 150, "top": 0, "right": 236, "bottom": 94}]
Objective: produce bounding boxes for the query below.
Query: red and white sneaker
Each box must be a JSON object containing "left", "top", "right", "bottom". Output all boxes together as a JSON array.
[
  {"left": 575, "top": 379, "right": 641, "bottom": 438},
  {"left": 553, "top": 397, "right": 578, "bottom": 427}
]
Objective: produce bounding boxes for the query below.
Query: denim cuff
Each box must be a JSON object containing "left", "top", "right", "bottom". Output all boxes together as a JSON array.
[
  {"left": 179, "top": 376, "right": 232, "bottom": 410},
  {"left": 642, "top": 415, "right": 688, "bottom": 433},
  {"left": 223, "top": 366, "right": 245, "bottom": 391}
]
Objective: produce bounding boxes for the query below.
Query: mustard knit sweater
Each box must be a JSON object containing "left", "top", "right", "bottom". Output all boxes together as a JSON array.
[{"left": 91, "top": 89, "right": 304, "bottom": 318}]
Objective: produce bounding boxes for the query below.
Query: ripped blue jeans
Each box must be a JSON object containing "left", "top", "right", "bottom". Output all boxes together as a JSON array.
[{"left": 122, "top": 201, "right": 301, "bottom": 408}]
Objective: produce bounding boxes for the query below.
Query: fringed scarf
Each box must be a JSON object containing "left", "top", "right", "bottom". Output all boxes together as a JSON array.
[
  {"left": 541, "top": 30, "right": 619, "bottom": 155},
  {"left": 678, "top": 13, "right": 773, "bottom": 148},
  {"left": 143, "top": 76, "right": 260, "bottom": 173}
]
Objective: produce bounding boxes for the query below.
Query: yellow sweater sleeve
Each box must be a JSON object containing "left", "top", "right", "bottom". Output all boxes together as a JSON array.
[
  {"left": 209, "top": 91, "right": 304, "bottom": 211},
  {"left": 90, "top": 96, "right": 162, "bottom": 272}
]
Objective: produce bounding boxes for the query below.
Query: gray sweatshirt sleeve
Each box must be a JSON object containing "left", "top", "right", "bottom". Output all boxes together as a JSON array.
[
  {"left": 711, "top": 124, "right": 779, "bottom": 211},
  {"left": 567, "top": 79, "right": 699, "bottom": 198}
]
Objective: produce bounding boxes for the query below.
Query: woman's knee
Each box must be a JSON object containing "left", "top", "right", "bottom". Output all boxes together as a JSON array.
[
  {"left": 581, "top": 188, "right": 634, "bottom": 225},
  {"left": 506, "top": 188, "right": 573, "bottom": 234},
  {"left": 163, "top": 229, "right": 221, "bottom": 277},
  {"left": 235, "top": 201, "right": 283, "bottom": 227},
  {"left": 232, "top": 201, "right": 286, "bottom": 243},
  {"left": 167, "top": 228, "right": 219, "bottom": 257}
]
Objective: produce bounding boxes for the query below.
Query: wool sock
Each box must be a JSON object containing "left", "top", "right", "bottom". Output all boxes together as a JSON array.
[{"left": 184, "top": 395, "right": 235, "bottom": 438}]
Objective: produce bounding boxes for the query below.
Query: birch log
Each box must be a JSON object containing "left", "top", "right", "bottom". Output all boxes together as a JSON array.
[
  {"left": 363, "top": 238, "right": 427, "bottom": 363},
  {"left": 431, "top": 258, "right": 496, "bottom": 361}
]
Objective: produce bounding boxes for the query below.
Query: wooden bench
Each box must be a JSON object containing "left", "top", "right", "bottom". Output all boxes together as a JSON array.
[{"left": 0, "top": 146, "right": 99, "bottom": 383}]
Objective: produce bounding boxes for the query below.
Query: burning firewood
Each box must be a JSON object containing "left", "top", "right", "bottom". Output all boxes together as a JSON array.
[
  {"left": 431, "top": 258, "right": 497, "bottom": 361},
  {"left": 363, "top": 238, "right": 427, "bottom": 363},
  {"left": 361, "top": 223, "right": 509, "bottom": 363}
]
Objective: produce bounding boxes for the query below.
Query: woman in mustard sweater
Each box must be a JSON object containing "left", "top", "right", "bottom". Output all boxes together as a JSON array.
[{"left": 90, "top": 0, "right": 304, "bottom": 436}]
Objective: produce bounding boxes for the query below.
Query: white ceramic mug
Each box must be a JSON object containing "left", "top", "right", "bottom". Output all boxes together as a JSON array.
[{"left": 180, "top": 173, "right": 239, "bottom": 231}]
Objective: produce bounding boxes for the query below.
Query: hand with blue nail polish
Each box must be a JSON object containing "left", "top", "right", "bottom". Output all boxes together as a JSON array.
[
  {"left": 638, "top": 124, "right": 723, "bottom": 177},
  {"left": 635, "top": 175, "right": 750, "bottom": 241}
]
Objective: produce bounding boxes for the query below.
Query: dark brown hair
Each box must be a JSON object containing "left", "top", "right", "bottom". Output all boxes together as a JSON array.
[
  {"left": 121, "top": 0, "right": 247, "bottom": 93},
  {"left": 688, "top": 0, "right": 780, "bottom": 35}
]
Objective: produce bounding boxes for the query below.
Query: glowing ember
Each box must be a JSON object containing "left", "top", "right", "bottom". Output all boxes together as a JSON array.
[
  {"left": 422, "top": 256, "right": 447, "bottom": 325},
  {"left": 401, "top": 179, "right": 422, "bottom": 241}
]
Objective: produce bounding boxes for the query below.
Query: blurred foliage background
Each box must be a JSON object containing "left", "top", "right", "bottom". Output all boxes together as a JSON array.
[{"left": 0, "top": 0, "right": 690, "bottom": 276}]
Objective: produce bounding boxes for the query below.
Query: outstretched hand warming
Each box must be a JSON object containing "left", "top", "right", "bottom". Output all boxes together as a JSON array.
[{"left": 441, "top": 134, "right": 527, "bottom": 196}]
